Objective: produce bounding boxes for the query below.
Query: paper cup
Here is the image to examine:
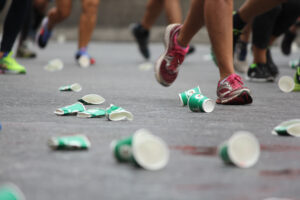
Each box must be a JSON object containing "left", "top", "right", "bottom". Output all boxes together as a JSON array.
[
  {"left": 78, "top": 55, "right": 90, "bottom": 68},
  {"left": 188, "top": 93, "right": 215, "bottom": 113},
  {"left": 278, "top": 76, "right": 295, "bottom": 93},
  {"left": 178, "top": 86, "right": 201, "bottom": 106},
  {"left": 0, "top": 183, "right": 26, "bottom": 200},
  {"left": 111, "top": 129, "right": 169, "bottom": 170},
  {"left": 78, "top": 94, "right": 105, "bottom": 105},
  {"left": 218, "top": 131, "right": 260, "bottom": 168},
  {"left": 77, "top": 108, "right": 106, "bottom": 118},
  {"left": 286, "top": 123, "right": 300, "bottom": 137},
  {"left": 44, "top": 59, "right": 64, "bottom": 72},
  {"left": 48, "top": 134, "right": 91, "bottom": 150},
  {"left": 54, "top": 102, "right": 86, "bottom": 116},
  {"left": 59, "top": 83, "right": 82, "bottom": 92},
  {"left": 106, "top": 104, "right": 133, "bottom": 121},
  {"left": 272, "top": 119, "right": 300, "bottom": 136}
]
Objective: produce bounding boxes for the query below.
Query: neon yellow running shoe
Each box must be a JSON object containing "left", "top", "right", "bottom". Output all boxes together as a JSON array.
[{"left": 0, "top": 52, "right": 26, "bottom": 74}]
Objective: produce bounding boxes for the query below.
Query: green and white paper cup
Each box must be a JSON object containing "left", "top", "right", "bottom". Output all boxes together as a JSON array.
[
  {"left": 178, "top": 86, "right": 201, "bottom": 106},
  {"left": 59, "top": 83, "right": 82, "bottom": 92},
  {"left": 54, "top": 102, "right": 86, "bottom": 116},
  {"left": 77, "top": 108, "right": 106, "bottom": 118},
  {"left": 78, "top": 94, "right": 105, "bottom": 105},
  {"left": 278, "top": 68, "right": 300, "bottom": 93},
  {"left": 110, "top": 129, "right": 169, "bottom": 170},
  {"left": 188, "top": 93, "right": 215, "bottom": 113},
  {"left": 218, "top": 131, "right": 260, "bottom": 168},
  {"left": 48, "top": 134, "right": 91, "bottom": 150},
  {"left": 106, "top": 104, "right": 133, "bottom": 121},
  {"left": 0, "top": 184, "right": 25, "bottom": 200},
  {"left": 44, "top": 58, "right": 64, "bottom": 72},
  {"left": 289, "top": 59, "right": 300, "bottom": 69},
  {"left": 272, "top": 119, "right": 300, "bottom": 136}
]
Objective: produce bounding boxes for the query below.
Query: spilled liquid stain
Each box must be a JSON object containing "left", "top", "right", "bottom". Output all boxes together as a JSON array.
[
  {"left": 261, "top": 144, "right": 300, "bottom": 152},
  {"left": 170, "top": 145, "right": 217, "bottom": 156},
  {"left": 260, "top": 169, "right": 300, "bottom": 177}
]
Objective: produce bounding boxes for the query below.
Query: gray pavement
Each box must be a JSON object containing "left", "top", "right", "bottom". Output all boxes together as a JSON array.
[{"left": 0, "top": 42, "right": 300, "bottom": 200}]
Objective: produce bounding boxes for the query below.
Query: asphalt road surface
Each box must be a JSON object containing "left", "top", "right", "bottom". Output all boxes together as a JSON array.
[{"left": 0, "top": 42, "right": 299, "bottom": 200}]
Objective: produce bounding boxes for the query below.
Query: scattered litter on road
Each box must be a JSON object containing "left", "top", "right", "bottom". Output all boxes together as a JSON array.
[
  {"left": 57, "top": 34, "right": 66, "bottom": 44},
  {"left": 59, "top": 83, "right": 82, "bottom": 92},
  {"left": 218, "top": 131, "right": 260, "bottom": 168},
  {"left": 179, "top": 86, "right": 201, "bottom": 106},
  {"left": 0, "top": 183, "right": 25, "bottom": 200},
  {"left": 272, "top": 119, "right": 300, "bottom": 137},
  {"left": 188, "top": 93, "right": 215, "bottom": 113},
  {"left": 110, "top": 129, "right": 169, "bottom": 170},
  {"left": 78, "top": 55, "right": 90, "bottom": 68},
  {"left": 48, "top": 134, "right": 91, "bottom": 150},
  {"left": 78, "top": 94, "right": 105, "bottom": 105},
  {"left": 138, "top": 62, "right": 153, "bottom": 71},
  {"left": 106, "top": 104, "right": 133, "bottom": 121},
  {"left": 77, "top": 108, "right": 106, "bottom": 118},
  {"left": 278, "top": 67, "right": 300, "bottom": 92},
  {"left": 54, "top": 102, "right": 86, "bottom": 116},
  {"left": 44, "top": 59, "right": 64, "bottom": 72}
]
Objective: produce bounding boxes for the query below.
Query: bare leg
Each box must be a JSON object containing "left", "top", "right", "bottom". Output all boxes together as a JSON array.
[
  {"left": 164, "top": 0, "right": 182, "bottom": 24},
  {"left": 240, "top": 23, "right": 252, "bottom": 43},
  {"left": 79, "top": 0, "right": 100, "bottom": 49},
  {"left": 141, "top": 0, "right": 164, "bottom": 30},
  {"left": 47, "top": 0, "right": 72, "bottom": 30}
]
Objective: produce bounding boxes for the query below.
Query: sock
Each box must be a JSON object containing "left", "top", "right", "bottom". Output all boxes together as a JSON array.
[{"left": 233, "top": 12, "right": 246, "bottom": 31}]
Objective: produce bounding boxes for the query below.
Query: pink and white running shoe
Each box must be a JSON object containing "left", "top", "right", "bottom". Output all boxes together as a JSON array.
[
  {"left": 155, "top": 24, "right": 189, "bottom": 87},
  {"left": 216, "top": 74, "right": 253, "bottom": 105}
]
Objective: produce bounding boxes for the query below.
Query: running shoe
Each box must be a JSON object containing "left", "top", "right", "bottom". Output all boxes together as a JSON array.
[
  {"left": 0, "top": 52, "right": 26, "bottom": 74},
  {"left": 281, "top": 31, "right": 296, "bottom": 56},
  {"left": 155, "top": 24, "right": 189, "bottom": 87},
  {"left": 216, "top": 73, "right": 252, "bottom": 105},
  {"left": 131, "top": 23, "right": 150, "bottom": 59},
  {"left": 16, "top": 42, "right": 36, "bottom": 58},
  {"left": 36, "top": 17, "right": 52, "bottom": 48},
  {"left": 266, "top": 49, "right": 279, "bottom": 78},
  {"left": 247, "top": 63, "right": 274, "bottom": 82},
  {"left": 187, "top": 45, "right": 196, "bottom": 56},
  {"left": 75, "top": 49, "right": 96, "bottom": 68},
  {"left": 234, "top": 40, "right": 248, "bottom": 73}
]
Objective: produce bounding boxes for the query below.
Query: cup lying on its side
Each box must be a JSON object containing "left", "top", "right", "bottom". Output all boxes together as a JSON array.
[
  {"left": 54, "top": 102, "right": 86, "bottom": 116},
  {"left": 48, "top": 134, "right": 91, "bottom": 150},
  {"left": 110, "top": 129, "right": 169, "bottom": 171},
  {"left": 78, "top": 94, "right": 105, "bottom": 105},
  {"left": 278, "top": 67, "right": 300, "bottom": 93},
  {"left": 0, "top": 183, "right": 25, "bottom": 200},
  {"left": 188, "top": 93, "right": 215, "bottom": 113},
  {"left": 218, "top": 131, "right": 260, "bottom": 168},
  {"left": 106, "top": 104, "right": 133, "bottom": 121},
  {"left": 178, "top": 86, "right": 201, "bottom": 106},
  {"left": 272, "top": 119, "right": 300, "bottom": 137},
  {"left": 44, "top": 58, "right": 64, "bottom": 72},
  {"left": 59, "top": 83, "right": 82, "bottom": 92},
  {"left": 77, "top": 108, "right": 106, "bottom": 118}
]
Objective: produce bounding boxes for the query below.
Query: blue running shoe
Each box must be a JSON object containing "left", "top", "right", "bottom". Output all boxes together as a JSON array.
[{"left": 37, "top": 17, "right": 52, "bottom": 48}]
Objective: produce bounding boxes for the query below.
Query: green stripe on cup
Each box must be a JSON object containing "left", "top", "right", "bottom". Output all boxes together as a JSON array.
[
  {"left": 178, "top": 86, "right": 201, "bottom": 106},
  {"left": 188, "top": 93, "right": 214, "bottom": 113},
  {"left": 111, "top": 136, "right": 135, "bottom": 163},
  {"left": 218, "top": 143, "right": 232, "bottom": 164}
]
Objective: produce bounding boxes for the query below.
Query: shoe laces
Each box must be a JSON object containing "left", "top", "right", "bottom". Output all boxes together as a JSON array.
[
  {"left": 166, "top": 49, "right": 186, "bottom": 72},
  {"left": 226, "top": 74, "right": 243, "bottom": 90}
]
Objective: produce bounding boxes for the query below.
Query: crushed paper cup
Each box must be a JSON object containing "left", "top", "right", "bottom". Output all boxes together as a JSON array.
[
  {"left": 138, "top": 62, "right": 153, "bottom": 71},
  {"left": 278, "top": 76, "right": 295, "bottom": 93},
  {"left": 0, "top": 183, "right": 26, "bottom": 200},
  {"left": 78, "top": 55, "right": 90, "bottom": 68},
  {"left": 218, "top": 131, "right": 260, "bottom": 168},
  {"left": 54, "top": 102, "right": 86, "bottom": 116},
  {"left": 77, "top": 108, "right": 106, "bottom": 118},
  {"left": 78, "top": 94, "right": 105, "bottom": 105},
  {"left": 286, "top": 123, "right": 300, "bottom": 137},
  {"left": 110, "top": 129, "right": 169, "bottom": 170},
  {"left": 106, "top": 104, "right": 133, "bottom": 121},
  {"left": 272, "top": 119, "right": 300, "bottom": 136},
  {"left": 59, "top": 83, "right": 82, "bottom": 92},
  {"left": 178, "top": 86, "right": 201, "bottom": 106},
  {"left": 48, "top": 134, "right": 91, "bottom": 150},
  {"left": 44, "top": 59, "right": 64, "bottom": 72},
  {"left": 188, "top": 93, "right": 215, "bottom": 113}
]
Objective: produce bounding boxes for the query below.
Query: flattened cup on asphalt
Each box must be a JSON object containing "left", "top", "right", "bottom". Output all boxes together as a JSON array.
[
  {"left": 44, "top": 59, "right": 64, "bottom": 72},
  {"left": 78, "top": 94, "right": 105, "bottom": 105},
  {"left": 218, "top": 131, "right": 260, "bottom": 168},
  {"left": 59, "top": 83, "right": 82, "bottom": 92},
  {"left": 77, "top": 108, "right": 106, "bottom": 118},
  {"left": 78, "top": 55, "right": 90, "bottom": 68},
  {"left": 278, "top": 76, "right": 295, "bottom": 93},
  {"left": 188, "top": 93, "right": 215, "bottom": 113},
  {"left": 48, "top": 134, "right": 91, "bottom": 150},
  {"left": 178, "top": 86, "right": 201, "bottom": 106},
  {"left": 286, "top": 123, "right": 300, "bottom": 137},
  {"left": 54, "top": 102, "right": 86, "bottom": 116},
  {"left": 0, "top": 183, "right": 25, "bottom": 200},
  {"left": 272, "top": 119, "right": 300, "bottom": 136},
  {"left": 106, "top": 104, "right": 133, "bottom": 121},
  {"left": 110, "top": 129, "right": 169, "bottom": 170}
]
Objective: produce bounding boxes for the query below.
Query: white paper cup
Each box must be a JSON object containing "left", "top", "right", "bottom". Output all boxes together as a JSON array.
[
  {"left": 286, "top": 123, "right": 300, "bottom": 137},
  {"left": 278, "top": 76, "right": 295, "bottom": 93}
]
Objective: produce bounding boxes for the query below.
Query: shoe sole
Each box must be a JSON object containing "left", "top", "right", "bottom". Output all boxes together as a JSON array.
[
  {"left": 217, "top": 90, "right": 252, "bottom": 105},
  {"left": 155, "top": 24, "right": 180, "bottom": 87},
  {"left": 245, "top": 75, "right": 274, "bottom": 82}
]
